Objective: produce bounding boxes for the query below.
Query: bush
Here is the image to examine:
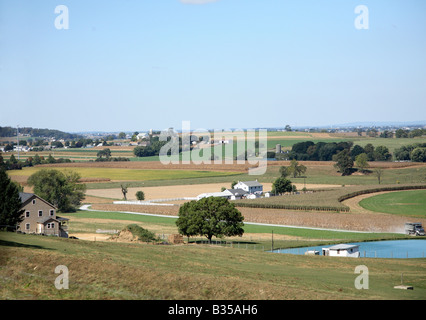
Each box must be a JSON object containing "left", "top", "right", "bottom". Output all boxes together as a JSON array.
[
  {"left": 135, "top": 191, "right": 145, "bottom": 201},
  {"left": 125, "top": 224, "right": 158, "bottom": 242}
]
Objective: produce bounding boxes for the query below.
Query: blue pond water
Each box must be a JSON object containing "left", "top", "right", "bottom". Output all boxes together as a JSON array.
[{"left": 272, "top": 240, "right": 426, "bottom": 258}]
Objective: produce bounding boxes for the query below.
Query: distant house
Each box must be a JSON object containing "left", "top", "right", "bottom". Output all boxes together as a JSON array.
[
  {"left": 322, "top": 244, "right": 360, "bottom": 258},
  {"left": 17, "top": 193, "right": 69, "bottom": 238},
  {"left": 233, "top": 180, "right": 263, "bottom": 194},
  {"left": 137, "top": 132, "right": 149, "bottom": 140}
]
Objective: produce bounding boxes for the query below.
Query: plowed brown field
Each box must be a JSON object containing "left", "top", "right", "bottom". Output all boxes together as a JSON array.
[{"left": 85, "top": 183, "right": 342, "bottom": 201}]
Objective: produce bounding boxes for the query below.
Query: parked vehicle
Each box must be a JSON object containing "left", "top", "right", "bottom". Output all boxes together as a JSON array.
[{"left": 405, "top": 223, "right": 425, "bottom": 236}]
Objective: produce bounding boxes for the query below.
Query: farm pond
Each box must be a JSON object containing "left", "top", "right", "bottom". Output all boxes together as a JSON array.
[{"left": 272, "top": 239, "right": 426, "bottom": 259}]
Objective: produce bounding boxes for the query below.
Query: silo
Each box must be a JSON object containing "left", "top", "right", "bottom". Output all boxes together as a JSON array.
[{"left": 276, "top": 144, "right": 281, "bottom": 154}]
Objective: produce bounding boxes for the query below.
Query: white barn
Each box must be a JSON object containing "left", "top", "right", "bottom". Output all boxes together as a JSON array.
[{"left": 322, "top": 244, "right": 360, "bottom": 258}]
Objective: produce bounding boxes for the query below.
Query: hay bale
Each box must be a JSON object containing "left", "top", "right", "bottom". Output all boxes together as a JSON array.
[{"left": 168, "top": 234, "right": 184, "bottom": 244}]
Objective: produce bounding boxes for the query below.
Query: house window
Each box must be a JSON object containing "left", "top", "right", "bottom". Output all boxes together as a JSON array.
[
  {"left": 25, "top": 211, "right": 30, "bottom": 218},
  {"left": 32, "top": 199, "right": 36, "bottom": 205},
  {"left": 47, "top": 223, "right": 55, "bottom": 229},
  {"left": 50, "top": 210, "right": 54, "bottom": 216},
  {"left": 25, "top": 223, "right": 30, "bottom": 230},
  {"left": 38, "top": 210, "right": 43, "bottom": 217}
]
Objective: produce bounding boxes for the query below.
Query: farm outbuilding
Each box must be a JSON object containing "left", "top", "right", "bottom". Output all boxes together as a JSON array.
[
  {"left": 322, "top": 244, "right": 360, "bottom": 258},
  {"left": 196, "top": 189, "right": 248, "bottom": 201}
]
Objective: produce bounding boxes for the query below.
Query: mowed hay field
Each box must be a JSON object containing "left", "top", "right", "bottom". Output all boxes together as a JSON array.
[{"left": 359, "top": 189, "right": 426, "bottom": 218}]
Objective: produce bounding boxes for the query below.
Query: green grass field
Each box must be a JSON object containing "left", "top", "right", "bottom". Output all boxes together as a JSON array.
[
  {"left": 60, "top": 209, "right": 405, "bottom": 244},
  {"left": 359, "top": 190, "right": 426, "bottom": 218},
  {"left": 8, "top": 166, "right": 241, "bottom": 181}
]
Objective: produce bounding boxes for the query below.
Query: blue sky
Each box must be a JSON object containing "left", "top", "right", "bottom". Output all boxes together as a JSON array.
[{"left": 0, "top": 0, "right": 425, "bottom": 132}]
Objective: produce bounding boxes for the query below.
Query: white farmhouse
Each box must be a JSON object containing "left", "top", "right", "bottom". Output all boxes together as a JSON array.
[
  {"left": 322, "top": 244, "right": 360, "bottom": 258},
  {"left": 233, "top": 180, "right": 263, "bottom": 194}
]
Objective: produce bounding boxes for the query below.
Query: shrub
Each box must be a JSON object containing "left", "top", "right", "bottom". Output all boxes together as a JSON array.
[
  {"left": 136, "top": 191, "right": 145, "bottom": 201},
  {"left": 125, "top": 224, "right": 157, "bottom": 242}
]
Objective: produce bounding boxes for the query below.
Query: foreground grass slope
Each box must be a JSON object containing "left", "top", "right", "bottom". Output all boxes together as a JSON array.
[{"left": 1, "top": 232, "right": 425, "bottom": 300}]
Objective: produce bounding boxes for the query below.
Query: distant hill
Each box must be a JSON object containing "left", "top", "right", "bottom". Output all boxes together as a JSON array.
[
  {"left": 0, "top": 126, "right": 82, "bottom": 140},
  {"left": 328, "top": 121, "right": 426, "bottom": 128}
]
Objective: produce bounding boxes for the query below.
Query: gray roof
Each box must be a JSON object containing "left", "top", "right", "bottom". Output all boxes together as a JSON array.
[
  {"left": 226, "top": 189, "right": 248, "bottom": 196},
  {"left": 19, "top": 192, "right": 35, "bottom": 203},
  {"left": 238, "top": 181, "right": 263, "bottom": 187},
  {"left": 327, "top": 244, "right": 359, "bottom": 250},
  {"left": 37, "top": 216, "right": 60, "bottom": 224},
  {"left": 19, "top": 192, "right": 57, "bottom": 209}
]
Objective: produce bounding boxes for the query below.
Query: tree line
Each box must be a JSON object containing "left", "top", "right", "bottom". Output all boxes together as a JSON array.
[
  {"left": 0, "top": 126, "right": 81, "bottom": 140},
  {"left": 286, "top": 141, "right": 392, "bottom": 162},
  {"left": 0, "top": 152, "right": 72, "bottom": 171},
  {"left": 394, "top": 143, "right": 426, "bottom": 162}
]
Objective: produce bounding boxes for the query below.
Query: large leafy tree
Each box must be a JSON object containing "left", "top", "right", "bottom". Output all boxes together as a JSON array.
[
  {"left": 334, "top": 149, "right": 354, "bottom": 176},
  {"left": 97, "top": 148, "right": 111, "bottom": 159},
  {"left": 355, "top": 153, "right": 369, "bottom": 173},
  {"left": 286, "top": 159, "right": 307, "bottom": 178},
  {"left": 27, "top": 169, "right": 86, "bottom": 212},
  {"left": 176, "top": 197, "right": 244, "bottom": 243},
  {"left": 0, "top": 168, "right": 24, "bottom": 229},
  {"left": 411, "top": 147, "right": 426, "bottom": 162},
  {"left": 272, "top": 177, "right": 293, "bottom": 195},
  {"left": 373, "top": 145, "right": 392, "bottom": 161}
]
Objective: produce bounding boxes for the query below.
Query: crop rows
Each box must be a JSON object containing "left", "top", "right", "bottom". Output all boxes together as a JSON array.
[{"left": 234, "top": 202, "right": 350, "bottom": 212}]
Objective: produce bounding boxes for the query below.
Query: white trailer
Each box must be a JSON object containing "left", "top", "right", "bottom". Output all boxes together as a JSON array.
[{"left": 322, "top": 244, "right": 360, "bottom": 258}]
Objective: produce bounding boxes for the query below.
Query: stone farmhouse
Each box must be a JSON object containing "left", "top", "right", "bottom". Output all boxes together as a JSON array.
[{"left": 17, "top": 192, "right": 69, "bottom": 238}]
